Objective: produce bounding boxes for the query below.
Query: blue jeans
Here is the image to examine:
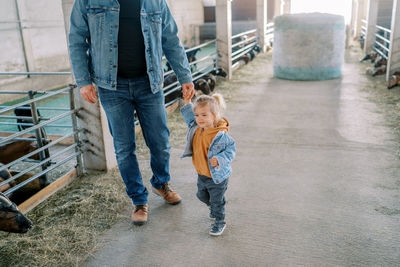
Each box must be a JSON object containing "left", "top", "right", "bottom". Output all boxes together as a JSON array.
[
  {"left": 97, "top": 76, "right": 171, "bottom": 205},
  {"left": 197, "top": 174, "right": 229, "bottom": 222}
]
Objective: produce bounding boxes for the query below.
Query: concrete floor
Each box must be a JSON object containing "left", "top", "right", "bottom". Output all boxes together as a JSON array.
[{"left": 84, "top": 49, "right": 400, "bottom": 266}]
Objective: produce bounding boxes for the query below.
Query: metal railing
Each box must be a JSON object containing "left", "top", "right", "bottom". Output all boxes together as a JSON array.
[
  {"left": 231, "top": 29, "right": 258, "bottom": 63},
  {"left": 0, "top": 86, "right": 83, "bottom": 197},
  {"left": 361, "top": 19, "right": 367, "bottom": 38},
  {"left": 163, "top": 39, "right": 218, "bottom": 107},
  {"left": 265, "top": 22, "right": 274, "bottom": 44},
  {"left": 373, "top": 24, "right": 391, "bottom": 59}
]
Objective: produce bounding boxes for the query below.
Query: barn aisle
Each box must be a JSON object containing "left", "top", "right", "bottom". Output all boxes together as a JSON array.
[{"left": 84, "top": 48, "right": 400, "bottom": 266}]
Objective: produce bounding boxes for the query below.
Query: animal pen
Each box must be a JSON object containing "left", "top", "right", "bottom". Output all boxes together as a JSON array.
[
  {"left": 0, "top": 85, "right": 83, "bottom": 213},
  {"left": 357, "top": 0, "right": 400, "bottom": 88},
  {"left": 0, "top": 29, "right": 267, "bottom": 213}
]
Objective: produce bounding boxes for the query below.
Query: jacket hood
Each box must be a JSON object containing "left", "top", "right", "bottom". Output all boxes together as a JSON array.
[{"left": 203, "top": 117, "right": 229, "bottom": 137}]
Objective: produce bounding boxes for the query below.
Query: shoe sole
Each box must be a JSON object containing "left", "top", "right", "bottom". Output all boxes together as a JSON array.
[
  {"left": 152, "top": 190, "right": 182, "bottom": 205},
  {"left": 132, "top": 220, "right": 147, "bottom": 226},
  {"left": 209, "top": 224, "right": 226, "bottom": 236}
]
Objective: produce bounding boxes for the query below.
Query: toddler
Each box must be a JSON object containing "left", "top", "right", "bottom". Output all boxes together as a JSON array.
[{"left": 180, "top": 92, "right": 236, "bottom": 236}]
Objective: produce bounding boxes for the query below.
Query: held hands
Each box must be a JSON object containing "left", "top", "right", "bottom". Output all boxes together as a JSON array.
[
  {"left": 209, "top": 157, "right": 219, "bottom": 167},
  {"left": 182, "top": 82, "right": 195, "bottom": 105},
  {"left": 80, "top": 84, "right": 97, "bottom": 104},
  {"left": 80, "top": 83, "right": 194, "bottom": 104}
]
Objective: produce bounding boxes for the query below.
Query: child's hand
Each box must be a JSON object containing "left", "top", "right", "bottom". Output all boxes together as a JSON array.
[
  {"left": 182, "top": 84, "right": 195, "bottom": 105},
  {"left": 182, "top": 95, "right": 191, "bottom": 105},
  {"left": 209, "top": 157, "right": 219, "bottom": 167}
]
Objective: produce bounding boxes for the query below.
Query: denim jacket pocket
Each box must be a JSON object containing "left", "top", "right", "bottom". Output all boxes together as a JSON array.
[
  {"left": 147, "top": 13, "right": 162, "bottom": 39},
  {"left": 87, "top": 7, "right": 106, "bottom": 15},
  {"left": 211, "top": 141, "right": 225, "bottom": 154},
  {"left": 87, "top": 8, "right": 105, "bottom": 33}
]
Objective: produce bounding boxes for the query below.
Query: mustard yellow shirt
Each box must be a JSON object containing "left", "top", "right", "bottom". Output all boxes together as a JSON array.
[{"left": 192, "top": 118, "right": 229, "bottom": 178}]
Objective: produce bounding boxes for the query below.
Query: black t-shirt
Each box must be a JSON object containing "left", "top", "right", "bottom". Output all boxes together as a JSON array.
[{"left": 117, "top": 0, "right": 147, "bottom": 78}]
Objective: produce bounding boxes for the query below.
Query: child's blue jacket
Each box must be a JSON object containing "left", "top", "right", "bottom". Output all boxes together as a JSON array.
[{"left": 180, "top": 103, "right": 236, "bottom": 184}]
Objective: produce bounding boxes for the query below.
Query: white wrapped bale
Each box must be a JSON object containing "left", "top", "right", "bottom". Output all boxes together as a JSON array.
[{"left": 273, "top": 13, "right": 345, "bottom": 80}]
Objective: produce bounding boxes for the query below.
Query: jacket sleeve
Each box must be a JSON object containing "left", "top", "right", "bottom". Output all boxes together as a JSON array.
[
  {"left": 161, "top": 0, "right": 193, "bottom": 85},
  {"left": 214, "top": 134, "right": 236, "bottom": 168},
  {"left": 180, "top": 103, "right": 196, "bottom": 128},
  {"left": 68, "top": 0, "right": 92, "bottom": 88}
]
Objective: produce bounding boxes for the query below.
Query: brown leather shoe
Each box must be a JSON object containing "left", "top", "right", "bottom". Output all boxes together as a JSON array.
[
  {"left": 153, "top": 183, "right": 182, "bottom": 205},
  {"left": 131, "top": 204, "right": 148, "bottom": 225}
]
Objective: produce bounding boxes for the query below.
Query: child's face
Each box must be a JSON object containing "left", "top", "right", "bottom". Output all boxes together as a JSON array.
[{"left": 194, "top": 105, "right": 216, "bottom": 130}]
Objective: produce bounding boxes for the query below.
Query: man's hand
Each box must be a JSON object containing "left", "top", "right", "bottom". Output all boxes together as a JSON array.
[
  {"left": 80, "top": 84, "right": 97, "bottom": 104},
  {"left": 209, "top": 157, "right": 219, "bottom": 167},
  {"left": 182, "top": 82, "right": 194, "bottom": 104}
]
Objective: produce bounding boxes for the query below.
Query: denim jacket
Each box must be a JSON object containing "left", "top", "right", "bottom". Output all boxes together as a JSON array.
[
  {"left": 180, "top": 103, "right": 236, "bottom": 184},
  {"left": 68, "top": 0, "right": 193, "bottom": 93}
]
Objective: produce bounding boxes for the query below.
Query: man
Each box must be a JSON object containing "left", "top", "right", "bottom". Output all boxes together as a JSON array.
[{"left": 68, "top": 0, "right": 195, "bottom": 225}]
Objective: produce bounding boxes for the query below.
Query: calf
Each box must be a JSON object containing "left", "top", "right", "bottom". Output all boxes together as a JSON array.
[
  {"left": 210, "top": 68, "right": 227, "bottom": 78},
  {"left": 0, "top": 165, "right": 16, "bottom": 193},
  {"left": 0, "top": 192, "right": 32, "bottom": 233},
  {"left": 366, "top": 66, "right": 387, "bottom": 77},
  {"left": 372, "top": 65, "right": 387, "bottom": 77},
  {"left": 195, "top": 78, "right": 211, "bottom": 95},
  {"left": 0, "top": 140, "right": 41, "bottom": 164},
  {"left": 360, "top": 51, "right": 377, "bottom": 63},
  {"left": 388, "top": 72, "right": 400, "bottom": 89},
  {"left": 1, "top": 163, "right": 49, "bottom": 205},
  {"left": 0, "top": 139, "right": 50, "bottom": 187},
  {"left": 9, "top": 171, "right": 47, "bottom": 205},
  {"left": 374, "top": 56, "right": 387, "bottom": 68},
  {"left": 203, "top": 73, "right": 216, "bottom": 92},
  {"left": 238, "top": 54, "right": 251, "bottom": 64}
]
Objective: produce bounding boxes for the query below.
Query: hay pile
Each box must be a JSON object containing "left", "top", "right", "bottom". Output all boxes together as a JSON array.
[{"left": 0, "top": 168, "right": 129, "bottom": 266}]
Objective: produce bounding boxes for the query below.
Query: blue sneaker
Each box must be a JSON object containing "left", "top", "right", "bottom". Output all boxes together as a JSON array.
[{"left": 209, "top": 221, "right": 226, "bottom": 236}]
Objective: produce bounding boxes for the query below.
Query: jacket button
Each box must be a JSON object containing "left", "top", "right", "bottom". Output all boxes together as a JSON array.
[
  {"left": 113, "top": 65, "right": 116, "bottom": 68},
  {"left": 114, "top": 45, "right": 117, "bottom": 48}
]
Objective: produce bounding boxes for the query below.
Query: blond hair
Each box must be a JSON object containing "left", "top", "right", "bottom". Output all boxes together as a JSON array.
[{"left": 193, "top": 93, "right": 226, "bottom": 121}]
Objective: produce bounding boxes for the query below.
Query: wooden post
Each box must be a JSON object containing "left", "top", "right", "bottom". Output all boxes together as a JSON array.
[
  {"left": 257, "top": 0, "right": 268, "bottom": 53},
  {"left": 386, "top": 0, "right": 400, "bottom": 82},
  {"left": 61, "top": 0, "right": 107, "bottom": 172},
  {"left": 364, "top": 0, "right": 378, "bottom": 53},
  {"left": 216, "top": 0, "right": 232, "bottom": 80}
]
